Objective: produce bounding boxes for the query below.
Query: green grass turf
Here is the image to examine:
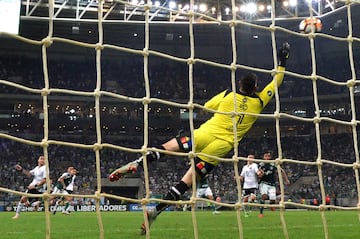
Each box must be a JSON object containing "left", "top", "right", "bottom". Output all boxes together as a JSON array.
[{"left": 0, "top": 210, "right": 359, "bottom": 239}]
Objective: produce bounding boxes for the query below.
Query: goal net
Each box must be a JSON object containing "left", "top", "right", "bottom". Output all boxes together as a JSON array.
[{"left": 0, "top": 0, "right": 359, "bottom": 239}]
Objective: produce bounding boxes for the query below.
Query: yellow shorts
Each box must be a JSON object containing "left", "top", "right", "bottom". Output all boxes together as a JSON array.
[{"left": 193, "top": 128, "right": 233, "bottom": 166}]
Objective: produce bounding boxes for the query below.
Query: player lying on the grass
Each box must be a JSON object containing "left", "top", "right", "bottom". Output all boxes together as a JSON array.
[
  {"left": 109, "top": 42, "right": 290, "bottom": 235},
  {"left": 12, "top": 155, "right": 46, "bottom": 219},
  {"left": 50, "top": 166, "right": 77, "bottom": 215}
]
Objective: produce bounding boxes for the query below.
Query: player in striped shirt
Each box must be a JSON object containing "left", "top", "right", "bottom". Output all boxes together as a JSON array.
[{"left": 50, "top": 166, "right": 77, "bottom": 215}]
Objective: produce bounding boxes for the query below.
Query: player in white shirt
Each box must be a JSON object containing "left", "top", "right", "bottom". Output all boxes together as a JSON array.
[
  {"left": 239, "top": 154, "right": 263, "bottom": 217},
  {"left": 12, "top": 155, "right": 46, "bottom": 219}
]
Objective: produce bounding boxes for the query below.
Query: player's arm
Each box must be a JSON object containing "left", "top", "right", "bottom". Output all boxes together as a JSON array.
[
  {"left": 253, "top": 163, "right": 263, "bottom": 178},
  {"left": 280, "top": 168, "right": 290, "bottom": 185},
  {"left": 257, "top": 163, "right": 265, "bottom": 180},
  {"left": 257, "top": 42, "right": 290, "bottom": 107},
  {"left": 14, "top": 164, "right": 32, "bottom": 177},
  {"left": 236, "top": 167, "right": 246, "bottom": 183},
  {"left": 57, "top": 175, "right": 67, "bottom": 189}
]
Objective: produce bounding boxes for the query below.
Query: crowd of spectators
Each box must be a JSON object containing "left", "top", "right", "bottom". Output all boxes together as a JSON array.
[
  {"left": 0, "top": 54, "right": 358, "bottom": 137},
  {"left": 0, "top": 53, "right": 358, "bottom": 100}
]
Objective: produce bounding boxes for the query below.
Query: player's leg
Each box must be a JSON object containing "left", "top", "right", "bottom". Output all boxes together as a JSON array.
[
  {"left": 52, "top": 197, "right": 60, "bottom": 215},
  {"left": 247, "top": 188, "right": 257, "bottom": 203},
  {"left": 51, "top": 187, "right": 63, "bottom": 215},
  {"left": 109, "top": 135, "right": 188, "bottom": 181},
  {"left": 206, "top": 190, "right": 218, "bottom": 214},
  {"left": 62, "top": 203, "right": 71, "bottom": 214},
  {"left": 196, "top": 188, "right": 206, "bottom": 211},
  {"left": 157, "top": 157, "right": 215, "bottom": 212},
  {"left": 259, "top": 194, "right": 268, "bottom": 218},
  {"left": 29, "top": 189, "right": 44, "bottom": 212},
  {"left": 243, "top": 197, "right": 250, "bottom": 217},
  {"left": 140, "top": 166, "right": 193, "bottom": 235},
  {"left": 12, "top": 188, "right": 40, "bottom": 219},
  {"left": 268, "top": 186, "right": 277, "bottom": 211},
  {"left": 205, "top": 187, "right": 219, "bottom": 214},
  {"left": 140, "top": 157, "right": 215, "bottom": 235},
  {"left": 144, "top": 135, "right": 227, "bottom": 216},
  {"left": 242, "top": 189, "right": 251, "bottom": 217},
  {"left": 139, "top": 133, "right": 198, "bottom": 233},
  {"left": 213, "top": 196, "right": 222, "bottom": 214},
  {"left": 108, "top": 150, "right": 160, "bottom": 181},
  {"left": 258, "top": 183, "right": 268, "bottom": 218},
  {"left": 30, "top": 199, "right": 41, "bottom": 211},
  {"left": 62, "top": 192, "right": 72, "bottom": 215},
  {"left": 12, "top": 194, "right": 28, "bottom": 219},
  {"left": 109, "top": 130, "right": 198, "bottom": 182},
  {"left": 245, "top": 190, "right": 258, "bottom": 216},
  {"left": 140, "top": 132, "right": 226, "bottom": 234}
]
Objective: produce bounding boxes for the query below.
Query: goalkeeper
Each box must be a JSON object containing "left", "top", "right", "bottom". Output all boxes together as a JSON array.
[{"left": 109, "top": 42, "right": 291, "bottom": 235}]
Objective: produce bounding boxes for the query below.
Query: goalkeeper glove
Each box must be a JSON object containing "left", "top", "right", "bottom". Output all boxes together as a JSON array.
[{"left": 278, "top": 42, "right": 290, "bottom": 67}]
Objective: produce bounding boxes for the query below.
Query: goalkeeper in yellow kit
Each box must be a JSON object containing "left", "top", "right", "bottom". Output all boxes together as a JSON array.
[{"left": 109, "top": 42, "right": 290, "bottom": 235}]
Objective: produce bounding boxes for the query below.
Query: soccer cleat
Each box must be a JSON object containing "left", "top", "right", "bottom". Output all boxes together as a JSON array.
[
  {"left": 212, "top": 210, "right": 220, "bottom": 215},
  {"left": 62, "top": 211, "right": 70, "bottom": 215},
  {"left": 108, "top": 161, "right": 139, "bottom": 182},
  {"left": 140, "top": 208, "right": 158, "bottom": 235},
  {"left": 11, "top": 214, "right": 20, "bottom": 219},
  {"left": 258, "top": 213, "right": 264, "bottom": 218}
]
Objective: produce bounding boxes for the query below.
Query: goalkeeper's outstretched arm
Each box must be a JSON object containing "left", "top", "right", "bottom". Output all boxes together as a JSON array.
[{"left": 257, "top": 42, "right": 290, "bottom": 107}]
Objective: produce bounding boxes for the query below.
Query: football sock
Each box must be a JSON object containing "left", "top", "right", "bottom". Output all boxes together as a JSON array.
[
  {"left": 260, "top": 199, "right": 265, "bottom": 214},
  {"left": 156, "top": 181, "right": 189, "bottom": 214},
  {"left": 64, "top": 202, "right": 70, "bottom": 211},
  {"left": 135, "top": 145, "right": 165, "bottom": 166},
  {"left": 260, "top": 207, "right": 264, "bottom": 214},
  {"left": 53, "top": 200, "right": 59, "bottom": 212},
  {"left": 16, "top": 201, "right": 22, "bottom": 214}
]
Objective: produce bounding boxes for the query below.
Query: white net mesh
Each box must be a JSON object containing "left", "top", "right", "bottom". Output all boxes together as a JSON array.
[{"left": 0, "top": 0, "right": 359, "bottom": 239}]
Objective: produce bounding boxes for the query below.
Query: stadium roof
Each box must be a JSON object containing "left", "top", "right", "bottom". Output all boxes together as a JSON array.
[
  {"left": 1, "top": 1, "right": 358, "bottom": 58},
  {"left": 21, "top": 0, "right": 351, "bottom": 22}
]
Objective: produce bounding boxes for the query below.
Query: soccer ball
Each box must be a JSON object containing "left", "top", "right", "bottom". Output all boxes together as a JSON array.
[{"left": 299, "top": 17, "right": 322, "bottom": 33}]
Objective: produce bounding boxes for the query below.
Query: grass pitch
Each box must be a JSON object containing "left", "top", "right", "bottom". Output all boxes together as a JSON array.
[{"left": 1, "top": 210, "right": 359, "bottom": 239}]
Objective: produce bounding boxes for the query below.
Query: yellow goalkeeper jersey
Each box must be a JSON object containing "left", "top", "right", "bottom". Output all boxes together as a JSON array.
[{"left": 198, "top": 66, "right": 285, "bottom": 144}]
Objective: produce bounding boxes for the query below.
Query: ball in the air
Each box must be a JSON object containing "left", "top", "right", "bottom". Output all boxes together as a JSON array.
[{"left": 299, "top": 17, "right": 322, "bottom": 33}]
